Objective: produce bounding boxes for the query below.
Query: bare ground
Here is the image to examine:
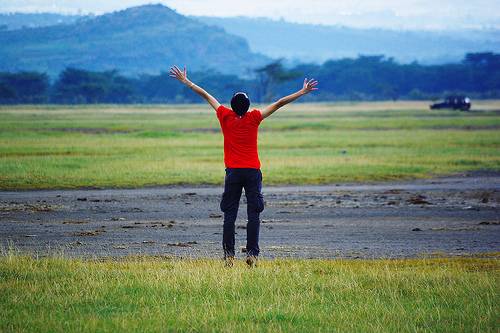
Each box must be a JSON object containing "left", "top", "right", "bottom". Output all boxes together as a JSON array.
[{"left": 1, "top": 170, "right": 499, "bottom": 261}]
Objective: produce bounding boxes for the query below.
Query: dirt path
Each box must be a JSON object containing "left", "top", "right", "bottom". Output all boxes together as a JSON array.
[{"left": 1, "top": 171, "right": 499, "bottom": 260}]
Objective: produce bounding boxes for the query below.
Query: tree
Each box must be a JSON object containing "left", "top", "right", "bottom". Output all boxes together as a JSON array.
[
  {"left": 52, "top": 68, "right": 135, "bottom": 104},
  {"left": 0, "top": 71, "right": 49, "bottom": 104},
  {"left": 463, "top": 52, "right": 500, "bottom": 69},
  {"left": 255, "top": 59, "right": 302, "bottom": 103},
  {"left": 377, "top": 83, "right": 399, "bottom": 101},
  {"left": 136, "top": 70, "right": 248, "bottom": 104},
  {"left": 463, "top": 53, "right": 500, "bottom": 93}
]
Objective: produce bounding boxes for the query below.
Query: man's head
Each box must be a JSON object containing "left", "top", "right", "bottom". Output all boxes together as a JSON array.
[{"left": 231, "top": 92, "right": 250, "bottom": 116}]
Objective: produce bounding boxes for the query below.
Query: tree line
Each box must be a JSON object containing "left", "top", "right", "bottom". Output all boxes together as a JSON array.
[{"left": 1, "top": 52, "right": 499, "bottom": 105}]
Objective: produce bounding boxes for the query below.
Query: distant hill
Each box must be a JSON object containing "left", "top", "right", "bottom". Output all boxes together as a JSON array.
[
  {"left": 0, "top": 12, "right": 90, "bottom": 31},
  {"left": 196, "top": 16, "right": 500, "bottom": 65},
  {"left": 0, "top": 5, "right": 270, "bottom": 78}
]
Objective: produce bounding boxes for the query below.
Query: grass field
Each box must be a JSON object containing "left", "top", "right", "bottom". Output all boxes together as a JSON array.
[
  {"left": 2, "top": 102, "right": 500, "bottom": 332},
  {"left": 1, "top": 251, "right": 499, "bottom": 332},
  {"left": 1, "top": 101, "right": 499, "bottom": 189}
]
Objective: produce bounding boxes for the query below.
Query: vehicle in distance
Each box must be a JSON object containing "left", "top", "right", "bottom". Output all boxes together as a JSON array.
[{"left": 430, "top": 96, "right": 471, "bottom": 110}]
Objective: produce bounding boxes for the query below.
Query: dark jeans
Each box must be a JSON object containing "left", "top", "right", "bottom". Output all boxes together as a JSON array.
[{"left": 220, "top": 168, "right": 264, "bottom": 258}]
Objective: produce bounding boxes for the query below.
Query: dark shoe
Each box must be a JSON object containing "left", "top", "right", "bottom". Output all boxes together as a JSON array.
[
  {"left": 246, "top": 256, "right": 256, "bottom": 267},
  {"left": 225, "top": 256, "right": 234, "bottom": 267}
]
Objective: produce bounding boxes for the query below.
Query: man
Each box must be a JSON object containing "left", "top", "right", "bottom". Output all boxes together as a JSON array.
[{"left": 169, "top": 66, "right": 318, "bottom": 266}]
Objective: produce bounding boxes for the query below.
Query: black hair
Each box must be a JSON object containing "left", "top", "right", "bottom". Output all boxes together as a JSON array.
[{"left": 230, "top": 93, "right": 250, "bottom": 116}]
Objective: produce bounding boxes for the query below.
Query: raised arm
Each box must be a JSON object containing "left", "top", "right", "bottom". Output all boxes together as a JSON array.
[
  {"left": 260, "top": 78, "right": 318, "bottom": 120},
  {"left": 169, "top": 66, "right": 220, "bottom": 111}
]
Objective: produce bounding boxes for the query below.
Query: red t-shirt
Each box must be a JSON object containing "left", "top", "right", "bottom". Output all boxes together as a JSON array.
[{"left": 216, "top": 105, "right": 262, "bottom": 169}]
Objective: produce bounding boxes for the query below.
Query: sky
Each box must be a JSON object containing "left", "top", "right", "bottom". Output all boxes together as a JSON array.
[{"left": 1, "top": 0, "right": 499, "bottom": 30}]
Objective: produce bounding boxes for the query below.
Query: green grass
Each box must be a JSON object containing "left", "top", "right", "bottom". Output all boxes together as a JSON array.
[
  {"left": 2, "top": 102, "right": 499, "bottom": 332},
  {"left": 1, "top": 252, "right": 499, "bottom": 332},
  {"left": 1, "top": 102, "right": 499, "bottom": 189}
]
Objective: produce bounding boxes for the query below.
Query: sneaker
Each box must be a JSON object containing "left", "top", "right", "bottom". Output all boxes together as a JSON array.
[
  {"left": 225, "top": 256, "right": 234, "bottom": 267},
  {"left": 246, "top": 256, "right": 256, "bottom": 267}
]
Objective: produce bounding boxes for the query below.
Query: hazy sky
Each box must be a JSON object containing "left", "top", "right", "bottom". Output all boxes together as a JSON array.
[{"left": 1, "top": 0, "right": 499, "bottom": 29}]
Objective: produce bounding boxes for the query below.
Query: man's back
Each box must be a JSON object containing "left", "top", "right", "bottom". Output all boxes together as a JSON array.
[{"left": 217, "top": 105, "right": 262, "bottom": 169}]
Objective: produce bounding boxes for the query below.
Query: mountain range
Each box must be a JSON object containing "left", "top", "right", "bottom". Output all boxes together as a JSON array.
[
  {"left": 0, "top": 5, "right": 269, "bottom": 78},
  {"left": 1, "top": 5, "right": 499, "bottom": 78},
  {"left": 196, "top": 16, "right": 500, "bottom": 65}
]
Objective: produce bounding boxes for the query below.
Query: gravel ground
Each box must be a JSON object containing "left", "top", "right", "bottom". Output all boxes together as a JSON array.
[{"left": 1, "top": 170, "right": 499, "bottom": 261}]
